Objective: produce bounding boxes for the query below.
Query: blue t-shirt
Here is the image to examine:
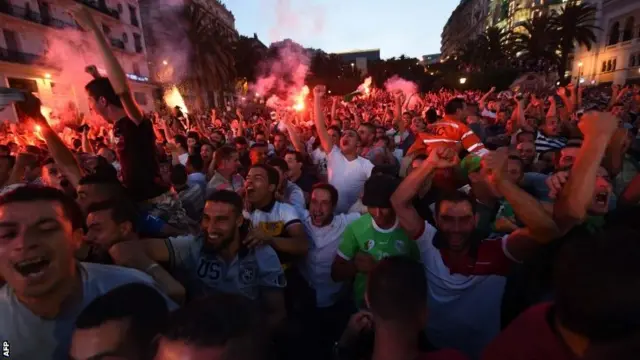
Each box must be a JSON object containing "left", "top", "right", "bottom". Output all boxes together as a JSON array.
[{"left": 0, "top": 262, "right": 176, "bottom": 360}]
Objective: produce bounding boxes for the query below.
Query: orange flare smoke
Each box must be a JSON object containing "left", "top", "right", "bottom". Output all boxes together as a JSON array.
[{"left": 164, "top": 86, "right": 189, "bottom": 114}]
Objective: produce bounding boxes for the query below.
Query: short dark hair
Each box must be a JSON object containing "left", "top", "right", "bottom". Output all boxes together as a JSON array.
[
  {"left": 86, "top": 198, "right": 138, "bottom": 232},
  {"left": 170, "top": 164, "right": 188, "bottom": 186},
  {"left": 367, "top": 256, "right": 427, "bottom": 322},
  {"left": 267, "top": 157, "right": 288, "bottom": 174},
  {"left": 359, "top": 123, "right": 376, "bottom": 133},
  {"left": 444, "top": 98, "right": 466, "bottom": 115},
  {"left": 434, "top": 191, "right": 477, "bottom": 218},
  {"left": 78, "top": 172, "right": 123, "bottom": 194},
  {"left": 234, "top": 136, "right": 249, "bottom": 146},
  {"left": 362, "top": 174, "right": 400, "bottom": 209},
  {"left": 328, "top": 125, "right": 342, "bottom": 137},
  {"left": 207, "top": 190, "right": 243, "bottom": 216},
  {"left": 516, "top": 131, "right": 535, "bottom": 143},
  {"left": 85, "top": 78, "right": 123, "bottom": 108},
  {"left": 173, "top": 135, "right": 188, "bottom": 150},
  {"left": 0, "top": 185, "right": 84, "bottom": 230},
  {"left": 186, "top": 131, "right": 200, "bottom": 141},
  {"left": 311, "top": 183, "right": 339, "bottom": 209},
  {"left": 187, "top": 154, "right": 204, "bottom": 172},
  {"left": 159, "top": 293, "right": 263, "bottom": 358},
  {"left": 213, "top": 146, "right": 237, "bottom": 170},
  {"left": 250, "top": 143, "right": 267, "bottom": 150},
  {"left": 0, "top": 155, "right": 16, "bottom": 169},
  {"left": 76, "top": 283, "right": 169, "bottom": 360},
  {"left": 250, "top": 164, "right": 280, "bottom": 187},
  {"left": 554, "top": 226, "right": 640, "bottom": 342},
  {"left": 284, "top": 150, "right": 304, "bottom": 164}
]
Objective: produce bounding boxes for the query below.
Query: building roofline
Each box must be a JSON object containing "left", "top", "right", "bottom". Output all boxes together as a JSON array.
[{"left": 333, "top": 48, "right": 381, "bottom": 55}]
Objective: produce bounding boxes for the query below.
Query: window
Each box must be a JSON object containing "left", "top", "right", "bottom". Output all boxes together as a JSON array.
[
  {"left": 117, "top": 3, "right": 123, "bottom": 13},
  {"left": 132, "top": 62, "right": 140, "bottom": 75},
  {"left": 631, "top": 55, "right": 637, "bottom": 68},
  {"left": 122, "top": 32, "right": 128, "bottom": 43},
  {"left": 607, "top": 60, "right": 612, "bottom": 72},
  {"left": 602, "top": 61, "right": 607, "bottom": 73},
  {"left": 134, "top": 92, "right": 147, "bottom": 105},
  {"left": 609, "top": 21, "right": 620, "bottom": 45},
  {"left": 612, "top": 58, "right": 617, "bottom": 71},
  {"left": 133, "top": 33, "right": 142, "bottom": 53},
  {"left": 8, "top": 78, "right": 38, "bottom": 93},
  {"left": 129, "top": 5, "right": 139, "bottom": 26},
  {"left": 623, "top": 17, "right": 635, "bottom": 42}
]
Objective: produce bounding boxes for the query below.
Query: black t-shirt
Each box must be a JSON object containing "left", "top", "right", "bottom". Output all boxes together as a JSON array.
[
  {"left": 294, "top": 171, "right": 318, "bottom": 194},
  {"left": 113, "top": 117, "right": 169, "bottom": 201}
]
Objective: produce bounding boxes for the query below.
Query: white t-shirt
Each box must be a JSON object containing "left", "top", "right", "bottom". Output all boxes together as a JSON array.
[
  {"left": 414, "top": 222, "right": 508, "bottom": 359},
  {"left": 311, "top": 147, "right": 328, "bottom": 178},
  {"left": 327, "top": 146, "right": 374, "bottom": 213},
  {"left": 178, "top": 152, "right": 189, "bottom": 165},
  {"left": 300, "top": 211, "right": 361, "bottom": 307}
]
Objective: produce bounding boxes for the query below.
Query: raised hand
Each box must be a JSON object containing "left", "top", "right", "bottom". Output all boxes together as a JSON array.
[
  {"left": 546, "top": 171, "right": 569, "bottom": 200},
  {"left": 578, "top": 111, "right": 618, "bottom": 141},
  {"left": 556, "top": 87, "right": 566, "bottom": 97},
  {"left": 426, "top": 147, "right": 459, "bottom": 169},
  {"left": 71, "top": 5, "right": 96, "bottom": 30},
  {"left": 483, "top": 149, "right": 509, "bottom": 184},
  {"left": 313, "top": 85, "right": 326, "bottom": 99}
]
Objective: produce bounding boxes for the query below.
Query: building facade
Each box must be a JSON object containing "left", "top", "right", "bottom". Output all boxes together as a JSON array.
[
  {"left": 441, "top": 0, "right": 491, "bottom": 59},
  {"left": 421, "top": 53, "right": 442, "bottom": 65},
  {"left": 0, "top": 0, "right": 155, "bottom": 122},
  {"left": 487, "top": 0, "right": 566, "bottom": 31},
  {"left": 572, "top": 0, "right": 640, "bottom": 85},
  {"left": 335, "top": 49, "right": 381, "bottom": 75},
  {"left": 139, "top": 0, "right": 237, "bottom": 110}
]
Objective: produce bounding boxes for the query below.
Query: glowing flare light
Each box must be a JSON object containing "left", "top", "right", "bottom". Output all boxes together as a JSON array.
[
  {"left": 292, "top": 85, "right": 309, "bottom": 112},
  {"left": 164, "top": 86, "right": 188, "bottom": 114}
]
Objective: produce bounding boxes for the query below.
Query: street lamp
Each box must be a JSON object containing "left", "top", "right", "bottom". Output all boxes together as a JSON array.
[
  {"left": 44, "top": 73, "right": 51, "bottom": 79},
  {"left": 162, "top": 60, "right": 168, "bottom": 66},
  {"left": 576, "top": 61, "right": 584, "bottom": 87},
  {"left": 459, "top": 77, "right": 467, "bottom": 85}
]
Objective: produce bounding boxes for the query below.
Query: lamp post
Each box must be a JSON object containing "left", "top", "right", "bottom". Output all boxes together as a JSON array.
[
  {"left": 576, "top": 61, "right": 583, "bottom": 88},
  {"left": 459, "top": 77, "right": 467, "bottom": 85}
]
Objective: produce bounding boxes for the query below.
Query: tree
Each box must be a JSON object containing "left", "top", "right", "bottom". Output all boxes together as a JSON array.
[
  {"left": 481, "top": 26, "right": 511, "bottom": 66},
  {"left": 553, "top": 0, "right": 600, "bottom": 81},
  {"left": 509, "top": 14, "right": 560, "bottom": 70}
]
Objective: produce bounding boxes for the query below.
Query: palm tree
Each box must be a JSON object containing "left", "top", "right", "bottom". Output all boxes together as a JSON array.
[
  {"left": 509, "top": 14, "right": 559, "bottom": 70},
  {"left": 182, "top": 1, "right": 237, "bottom": 109},
  {"left": 481, "top": 26, "right": 511, "bottom": 66},
  {"left": 553, "top": 0, "right": 600, "bottom": 80}
]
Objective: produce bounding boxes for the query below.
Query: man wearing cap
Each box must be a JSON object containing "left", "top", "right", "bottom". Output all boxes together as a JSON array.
[{"left": 331, "top": 174, "right": 420, "bottom": 308}]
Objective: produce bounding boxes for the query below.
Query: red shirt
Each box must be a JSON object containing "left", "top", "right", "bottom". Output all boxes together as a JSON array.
[
  {"left": 482, "top": 302, "right": 579, "bottom": 360},
  {"left": 439, "top": 236, "right": 514, "bottom": 276}
]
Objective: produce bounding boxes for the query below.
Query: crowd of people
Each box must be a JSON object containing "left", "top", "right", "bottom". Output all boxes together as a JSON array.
[{"left": 2, "top": 6, "right": 640, "bottom": 360}]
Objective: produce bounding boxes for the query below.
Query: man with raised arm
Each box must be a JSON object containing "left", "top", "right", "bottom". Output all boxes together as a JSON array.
[
  {"left": 313, "top": 85, "right": 374, "bottom": 213},
  {"left": 390, "top": 147, "right": 560, "bottom": 358}
]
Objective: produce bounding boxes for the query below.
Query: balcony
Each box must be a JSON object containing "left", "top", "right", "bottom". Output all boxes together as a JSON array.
[
  {"left": 0, "top": 47, "right": 41, "bottom": 65},
  {"left": 75, "top": 0, "right": 120, "bottom": 20},
  {"left": 109, "top": 38, "right": 125, "bottom": 50},
  {"left": 0, "top": 1, "right": 77, "bottom": 29}
]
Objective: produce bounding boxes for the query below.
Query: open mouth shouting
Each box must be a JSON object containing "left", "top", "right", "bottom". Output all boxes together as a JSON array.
[{"left": 14, "top": 256, "right": 51, "bottom": 281}]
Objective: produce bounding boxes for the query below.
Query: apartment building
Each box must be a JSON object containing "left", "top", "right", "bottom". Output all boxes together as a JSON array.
[
  {"left": 0, "top": 0, "right": 155, "bottom": 123},
  {"left": 572, "top": 0, "right": 640, "bottom": 85},
  {"left": 441, "top": 0, "right": 491, "bottom": 59}
]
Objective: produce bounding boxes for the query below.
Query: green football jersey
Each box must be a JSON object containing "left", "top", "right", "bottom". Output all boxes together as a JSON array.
[{"left": 337, "top": 214, "right": 420, "bottom": 307}]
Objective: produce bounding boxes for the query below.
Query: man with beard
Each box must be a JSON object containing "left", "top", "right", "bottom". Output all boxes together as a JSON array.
[
  {"left": 0, "top": 186, "right": 175, "bottom": 360},
  {"left": 109, "top": 190, "right": 286, "bottom": 331},
  {"left": 314, "top": 85, "right": 374, "bottom": 213},
  {"left": 391, "top": 147, "right": 560, "bottom": 359}
]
